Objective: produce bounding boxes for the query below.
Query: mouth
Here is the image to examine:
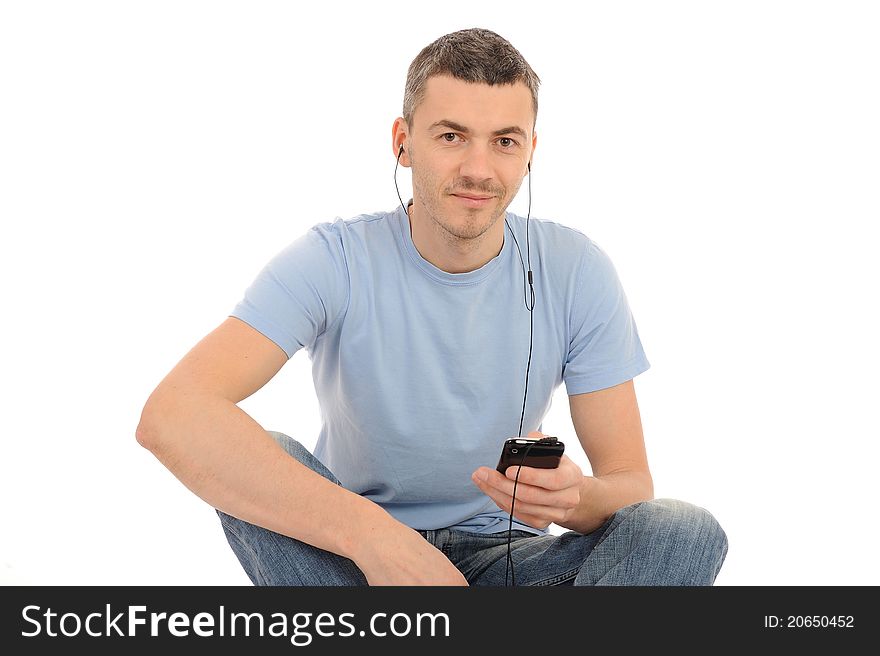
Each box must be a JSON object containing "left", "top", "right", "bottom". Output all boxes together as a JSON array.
[{"left": 450, "top": 193, "right": 495, "bottom": 208}]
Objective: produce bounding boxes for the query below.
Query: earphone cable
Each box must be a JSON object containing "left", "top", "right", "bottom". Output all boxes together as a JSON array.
[
  {"left": 502, "top": 164, "right": 534, "bottom": 586},
  {"left": 504, "top": 439, "right": 537, "bottom": 586},
  {"left": 394, "top": 146, "right": 407, "bottom": 215}
]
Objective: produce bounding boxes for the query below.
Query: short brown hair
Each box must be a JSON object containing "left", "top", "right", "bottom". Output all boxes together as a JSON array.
[{"left": 402, "top": 28, "right": 541, "bottom": 126}]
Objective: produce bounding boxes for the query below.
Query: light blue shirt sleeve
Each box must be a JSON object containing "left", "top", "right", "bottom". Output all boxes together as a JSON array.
[
  {"left": 563, "top": 239, "right": 650, "bottom": 395},
  {"left": 230, "top": 224, "right": 350, "bottom": 359}
]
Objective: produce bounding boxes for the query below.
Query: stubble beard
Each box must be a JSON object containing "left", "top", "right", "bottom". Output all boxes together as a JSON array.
[{"left": 412, "top": 168, "right": 511, "bottom": 251}]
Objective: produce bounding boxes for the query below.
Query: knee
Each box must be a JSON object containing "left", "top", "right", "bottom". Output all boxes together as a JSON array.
[{"left": 637, "top": 498, "right": 728, "bottom": 562}]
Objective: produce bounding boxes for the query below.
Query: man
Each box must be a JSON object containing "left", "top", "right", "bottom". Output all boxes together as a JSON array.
[{"left": 136, "top": 27, "right": 727, "bottom": 586}]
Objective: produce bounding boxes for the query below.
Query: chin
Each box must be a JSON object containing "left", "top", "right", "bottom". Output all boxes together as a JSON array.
[{"left": 446, "top": 213, "right": 502, "bottom": 240}]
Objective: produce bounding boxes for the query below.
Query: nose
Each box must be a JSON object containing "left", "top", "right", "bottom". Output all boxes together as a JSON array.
[{"left": 458, "top": 142, "right": 494, "bottom": 184}]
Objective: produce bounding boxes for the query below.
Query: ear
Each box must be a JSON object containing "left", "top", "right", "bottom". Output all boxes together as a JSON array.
[
  {"left": 392, "top": 117, "right": 411, "bottom": 167},
  {"left": 526, "top": 130, "right": 537, "bottom": 176}
]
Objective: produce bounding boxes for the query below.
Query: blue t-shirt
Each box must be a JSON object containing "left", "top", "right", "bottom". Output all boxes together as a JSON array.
[{"left": 230, "top": 204, "right": 650, "bottom": 535}]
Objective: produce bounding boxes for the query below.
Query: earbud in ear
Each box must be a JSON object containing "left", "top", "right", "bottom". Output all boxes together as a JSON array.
[
  {"left": 527, "top": 160, "right": 531, "bottom": 171},
  {"left": 398, "top": 145, "right": 405, "bottom": 156}
]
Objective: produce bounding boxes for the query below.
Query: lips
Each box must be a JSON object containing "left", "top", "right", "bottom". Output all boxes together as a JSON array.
[
  {"left": 451, "top": 193, "right": 495, "bottom": 208},
  {"left": 452, "top": 193, "right": 493, "bottom": 201}
]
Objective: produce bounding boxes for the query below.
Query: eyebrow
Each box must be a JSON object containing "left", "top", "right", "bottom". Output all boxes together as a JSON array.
[{"left": 427, "top": 119, "right": 528, "bottom": 140}]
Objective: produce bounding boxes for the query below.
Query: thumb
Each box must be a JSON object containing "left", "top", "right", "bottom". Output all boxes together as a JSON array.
[{"left": 526, "top": 430, "right": 546, "bottom": 438}]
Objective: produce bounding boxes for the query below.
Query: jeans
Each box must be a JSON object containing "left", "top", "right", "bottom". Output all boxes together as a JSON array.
[{"left": 217, "top": 432, "right": 728, "bottom": 586}]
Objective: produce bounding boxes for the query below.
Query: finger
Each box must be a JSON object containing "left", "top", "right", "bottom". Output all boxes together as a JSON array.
[
  {"left": 502, "top": 465, "right": 570, "bottom": 493},
  {"left": 472, "top": 473, "right": 564, "bottom": 530},
  {"left": 476, "top": 480, "right": 557, "bottom": 528},
  {"left": 476, "top": 469, "right": 578, "bottom": 515},
  {"left": 489, "top": 488, "right": 568, "bottom": 527},
  {"left": 503, "top": 457, "right": 581, "bottom": 490}
]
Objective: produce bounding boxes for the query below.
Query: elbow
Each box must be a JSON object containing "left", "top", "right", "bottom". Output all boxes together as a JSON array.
[
  {"left": 135, "top": 416, "right": 155, "bottom": 451},
  {"left": 135, "top": 406, "right": 159, "bottom": 453},
  {"left": 135, "top": 393, "right": 169, "bottom": 454}
]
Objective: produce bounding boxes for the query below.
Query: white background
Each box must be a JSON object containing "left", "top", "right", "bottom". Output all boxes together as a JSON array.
[{"left": 2, "top": 1, "right": 878, "bottom": 586}]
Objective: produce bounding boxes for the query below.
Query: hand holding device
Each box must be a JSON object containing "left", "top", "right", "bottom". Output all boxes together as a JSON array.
[{"left": 492, "top": 435, "right": 565, "bottom": 587}]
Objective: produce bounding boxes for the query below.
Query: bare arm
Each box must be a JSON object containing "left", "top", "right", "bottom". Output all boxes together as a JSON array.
[
  {"left": 559, "top": 379, "right": 654, "bottom": 534},
  {"left": 136, "top": 317, "right": 467, "bottom": 583}
]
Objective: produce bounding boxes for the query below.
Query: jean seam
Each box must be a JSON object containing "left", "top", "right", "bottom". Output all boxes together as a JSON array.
[{"left": 531, "top": 566, "right": 580, "bottom": 586}]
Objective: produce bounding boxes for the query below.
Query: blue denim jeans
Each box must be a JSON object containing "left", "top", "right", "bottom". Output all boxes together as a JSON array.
[{"left": 217, "top": 432, "right": 728, "bottom": 586}]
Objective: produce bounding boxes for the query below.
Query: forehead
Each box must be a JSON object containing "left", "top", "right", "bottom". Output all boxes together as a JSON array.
[{"left": 413, "top": 75, "right": 534, "bottom": 131}]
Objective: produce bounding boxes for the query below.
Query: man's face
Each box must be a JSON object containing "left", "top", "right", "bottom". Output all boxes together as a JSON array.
[{"left": 398, "top": 75, "right": 536, "bottom": 244}]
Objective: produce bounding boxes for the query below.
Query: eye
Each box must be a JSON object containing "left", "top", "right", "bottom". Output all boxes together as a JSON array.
[
  {"left": 442, "top": 132, "right": 459, "bottom": 142},
  {"left": 498, "top": 137, "right": 517, "bottom": 148}
]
